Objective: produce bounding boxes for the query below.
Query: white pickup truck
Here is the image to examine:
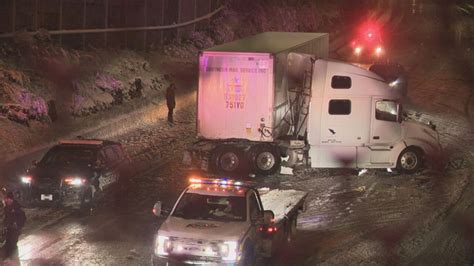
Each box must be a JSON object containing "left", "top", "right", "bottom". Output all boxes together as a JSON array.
[{"left": 151, "top": 177, "right": 307, "bottom": 265}]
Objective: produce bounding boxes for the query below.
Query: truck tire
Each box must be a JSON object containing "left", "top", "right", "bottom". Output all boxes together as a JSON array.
[
  {"left": 211, "top": 146, "right": 245, "bottom": 174},
  {"left": 397, "top": 147, "right": 424, "bottom": 174},
  {"left": 248, "top": 145, "right": 281, "bottom": 175}
]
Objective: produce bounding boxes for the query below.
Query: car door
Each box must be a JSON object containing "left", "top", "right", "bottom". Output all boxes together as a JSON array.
[
  {"left": 248, "top": 191, "right": 269, "bottom": 256},
  {"left": 99, "top": 146, "right": 120, "bottom": 191},
  {"left": 369, "top": 98, "right": 402, "bottom": 164}
]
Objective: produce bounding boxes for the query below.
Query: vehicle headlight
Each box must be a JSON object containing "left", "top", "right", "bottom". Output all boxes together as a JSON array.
[
  {"left": 219, "top": 241, "right": 239, "bottom": 261},
  {"left": 155, "top": 235, "right": 171, "bottom": 256},
  {"left": 354, "top": 46, "right": 363, "bottom": 55},
  {"left": 389, "top": 80, "right": 399, "bottom": 87},
  {"left": 63, "top": 177, "right": 86, "bottom": 186},
  {"left": 21, "top": 176, "right": 33, "bottom": 184}
]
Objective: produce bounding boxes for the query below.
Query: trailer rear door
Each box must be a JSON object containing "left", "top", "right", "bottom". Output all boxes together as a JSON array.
[{"left": 198, "top": 52, "right": 274, "bottom": 141}]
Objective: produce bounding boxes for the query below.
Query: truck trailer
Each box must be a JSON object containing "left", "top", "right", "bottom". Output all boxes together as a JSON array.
[{"left": 185, "top": 32, "right": 441, "bottom": 175}]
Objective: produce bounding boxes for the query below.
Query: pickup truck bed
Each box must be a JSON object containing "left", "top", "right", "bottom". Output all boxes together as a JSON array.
[{"left": 259, "top": 188, "right": 308, "bottom": 223}]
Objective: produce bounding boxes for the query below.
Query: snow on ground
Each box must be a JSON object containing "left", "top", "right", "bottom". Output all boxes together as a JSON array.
[
  {"left": 0, "top": 48, "right": 171, "bottom": 166},
  {"left": 259, "top": 188, "right": 307, "bottom": 223}
]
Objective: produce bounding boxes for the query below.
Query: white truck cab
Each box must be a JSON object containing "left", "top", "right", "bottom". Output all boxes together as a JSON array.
[
  {"left": 152, "top": 177, "right": 307, "bottom": 265},
  {"left": 305, "top": 59, "right": 442, "bottom": 172}
]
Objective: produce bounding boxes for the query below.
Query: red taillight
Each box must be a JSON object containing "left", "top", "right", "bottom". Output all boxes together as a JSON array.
[
  {"left": 267, "top": 226, "right": 277, "bottom": 234},
  {"left": 258, "top": 225, "right": 277, "bottom": 234}
]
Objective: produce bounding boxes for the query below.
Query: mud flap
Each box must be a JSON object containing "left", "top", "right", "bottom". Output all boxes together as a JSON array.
[
  {"left": 280, "top": 166, "right": 294, "bottom": 175},
  {"left": 280, "top": 156, "right": 294, "bottom": 175}
]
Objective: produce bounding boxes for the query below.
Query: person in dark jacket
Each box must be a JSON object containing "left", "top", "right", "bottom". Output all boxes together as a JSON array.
[
  {"left": 2, "top": 190, "right": 25, "bottom": 258},
  {"left": 166, "top": 81, "right": 176, "bottom": 124}
]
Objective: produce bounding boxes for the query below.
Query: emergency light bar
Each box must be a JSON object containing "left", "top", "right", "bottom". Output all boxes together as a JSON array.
[
  {"left": 59, "top": 140, "right": 103, "bottom": 145},
  {"left": 188, "top": 177, "right": 255, "bottom": 188}
]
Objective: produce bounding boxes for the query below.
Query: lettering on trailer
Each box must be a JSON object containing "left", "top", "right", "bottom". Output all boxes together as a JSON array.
[
  {"left": 322, "top": 139, "right": 342, "bottom": 144},
  {"left": 206, "top": 67, "right": 267, "bottom": 74},
  {"left": 224, "top": 77, "right": 247, "bottom": 110}
]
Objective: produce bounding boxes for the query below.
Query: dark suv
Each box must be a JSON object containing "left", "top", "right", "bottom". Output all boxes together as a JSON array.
[{"left": 19, "top": 139, "right": 132, "bottom": 212}]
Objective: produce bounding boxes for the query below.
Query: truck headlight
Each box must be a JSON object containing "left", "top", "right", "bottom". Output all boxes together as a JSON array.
[
  {"left": 219, "top": 241, "right": 239, "bottom": 261},
  {"left": 155, "top": 235, "right": 171, "bottom": 256}
]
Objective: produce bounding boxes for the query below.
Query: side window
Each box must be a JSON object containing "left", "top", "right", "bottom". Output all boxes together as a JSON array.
[
  {"left": 249, "top": 193, "right": 261, "bottom": 222},
  {"left": 375, "top": 101, "right": 398, "bottom": 122},
  {"left": 104, "top": 147, "right": 119, "bottom": 164},
  {"left": 331, "top": 76, "right": 351, "bottom": 89},
  {"left": 329, "top": 100, "right": 351, "bottom": 115}
]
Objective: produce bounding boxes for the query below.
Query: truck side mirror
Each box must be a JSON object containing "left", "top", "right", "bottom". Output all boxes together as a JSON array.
[
  {"left": 152, "top": 201, "right": 171, "bottom": 217},
  {"left": 263, "top": 210, "right": 275, "bottom": 225}
]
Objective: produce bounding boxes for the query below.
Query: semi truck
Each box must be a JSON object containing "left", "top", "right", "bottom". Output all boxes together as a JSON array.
[
  {"left": 151, "top": 177, "right": 307, "bottom": 265},
  {"left": 185, "top": 32, "right": 441, "bottom": 175}
]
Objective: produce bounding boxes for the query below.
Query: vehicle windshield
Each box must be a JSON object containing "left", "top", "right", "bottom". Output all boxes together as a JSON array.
[
  {"left": 172, "top": 193, "right": 246, "bottom": 222},
  {"left": 40, "top": 146, "right": 98, "bottom": 166}
]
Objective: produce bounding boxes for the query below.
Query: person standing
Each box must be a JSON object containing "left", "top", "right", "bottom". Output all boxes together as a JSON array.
[
  {"left": 2, "top": 190, "right": 26, "bottom": 259},
  {"left": 166, "top": 80, "right": 176, "bottom": 124}
]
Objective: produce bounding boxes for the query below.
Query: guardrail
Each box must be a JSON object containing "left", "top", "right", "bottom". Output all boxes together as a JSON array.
[
  {"left": 0, "top": 0, "right": 224, "bottom": 49},
  {"left": 0, "top": 6, "right": 224, "bottom": 38}
]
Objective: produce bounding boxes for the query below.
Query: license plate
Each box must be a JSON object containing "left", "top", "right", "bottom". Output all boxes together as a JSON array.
[{"left": 41, "top": 194, "right": 53, "bottom": 201}]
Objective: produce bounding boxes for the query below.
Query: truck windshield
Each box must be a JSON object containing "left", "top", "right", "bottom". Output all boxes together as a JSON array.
[{"left": 172, "top": 193, "right": 246, "bottom": 222}]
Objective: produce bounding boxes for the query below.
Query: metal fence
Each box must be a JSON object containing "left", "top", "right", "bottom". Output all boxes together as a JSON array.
[{"left": 0, "top": 0, "right": 223, "bottom": 49}]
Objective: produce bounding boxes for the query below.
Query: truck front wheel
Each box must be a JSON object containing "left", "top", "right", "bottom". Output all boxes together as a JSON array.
[
  {"left": 397, "top": 147, "right": 424, "bottom": 174},
  {"left": 249, "top": 145, "right": 281, "bottom": 175}
]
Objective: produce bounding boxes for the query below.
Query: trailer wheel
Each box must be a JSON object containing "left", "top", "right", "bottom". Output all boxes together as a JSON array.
[
  {"left": 249, "top": 145, "right": 281, "bottom": 175},
  {"left": 397, "top": 147, "right": 424, "bottom": 174},
  {"left": 211, "top": 146, "right": 245, "bottom": 174}
]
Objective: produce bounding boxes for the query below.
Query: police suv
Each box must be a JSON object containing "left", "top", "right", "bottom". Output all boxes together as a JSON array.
[{"left": 19, "top": 139, "right": 132, "bottom": 212}]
